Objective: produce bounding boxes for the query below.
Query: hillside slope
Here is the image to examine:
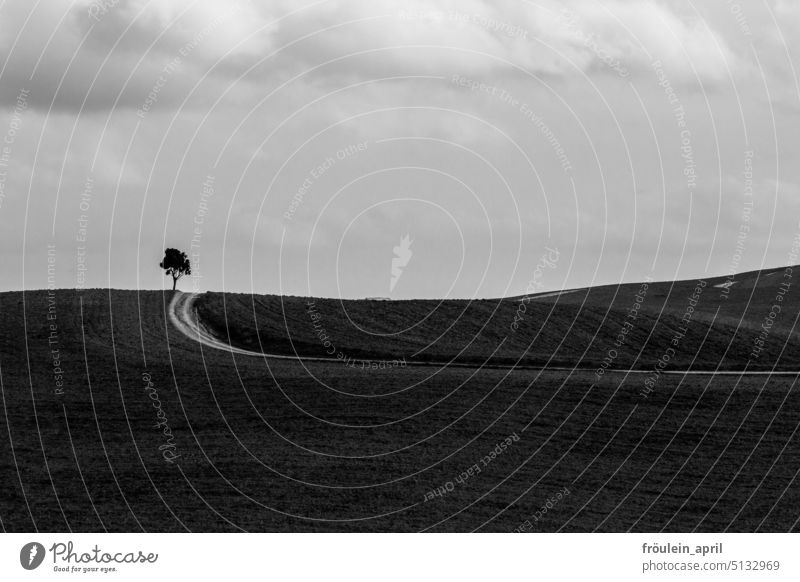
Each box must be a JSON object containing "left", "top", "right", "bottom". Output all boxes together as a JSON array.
[
  {"left": 193, "top": 265, "right": 800, "bottom": 371},
  {"left": 1, "top": 266, "right": 798, "bottom": 533}
]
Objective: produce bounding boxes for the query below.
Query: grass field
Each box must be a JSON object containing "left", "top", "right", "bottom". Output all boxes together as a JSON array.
[
  {"left": 194, "top": 265, "right": 800, "bottom": 370},
  {"left": 1, "top": 265, "right": 799, "bottom": 532}
]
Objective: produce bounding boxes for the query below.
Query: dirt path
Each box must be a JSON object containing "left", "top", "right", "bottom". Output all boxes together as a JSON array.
[{"left": 168, "top": 292, "right": 799, "bottom": 376}]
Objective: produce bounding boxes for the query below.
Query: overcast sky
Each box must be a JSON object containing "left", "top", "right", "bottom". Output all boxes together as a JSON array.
[{"left": 0, "top": 0, "right": 798, "bottom": 298}]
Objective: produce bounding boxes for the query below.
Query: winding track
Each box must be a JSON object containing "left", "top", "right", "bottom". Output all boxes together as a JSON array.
[{"left": 168, "top": 292, "right": 800, "bottom": 376}]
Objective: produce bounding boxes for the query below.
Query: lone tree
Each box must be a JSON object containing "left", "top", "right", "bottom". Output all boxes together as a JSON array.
[{"left": 160, "top": 248, "right": 191, "bottom": 291}]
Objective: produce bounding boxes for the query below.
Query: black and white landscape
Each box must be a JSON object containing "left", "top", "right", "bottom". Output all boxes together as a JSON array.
[{"left": 1, "top": 1, "right": 799, "bottom": 533}]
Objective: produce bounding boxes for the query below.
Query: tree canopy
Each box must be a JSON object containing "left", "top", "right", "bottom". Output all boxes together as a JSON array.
[{"left": 160, "top": 248, "right": 191, "bottom": 291}]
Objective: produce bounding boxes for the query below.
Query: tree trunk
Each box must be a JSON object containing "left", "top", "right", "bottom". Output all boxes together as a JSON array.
[{"left": 172, "top": 276, "right": 177, "bottom": 291}]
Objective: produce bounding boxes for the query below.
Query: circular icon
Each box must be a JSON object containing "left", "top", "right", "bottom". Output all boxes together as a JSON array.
[{"left": 20, "top": 542, "right": 45, "bottom": 570}]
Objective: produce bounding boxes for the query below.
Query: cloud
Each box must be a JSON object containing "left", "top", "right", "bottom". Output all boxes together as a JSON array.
[
  {"left": 0, "top": 0, "right": 745, "bottom": 114},
  {"left": 0, "top": 0, "right": 271, "bottom": 112},
  {"left": 547, "top": 1, "right": 741, "bottom": 83},
  {"left": 0, "top": 0, "right": 797, "bottom": 296}
]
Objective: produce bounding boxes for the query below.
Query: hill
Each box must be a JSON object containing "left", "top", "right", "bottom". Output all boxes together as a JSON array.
[
  {"left": 0, "top": 264, "right": 798, "bottom": 533},
  {"left": 192, "top": 264, "right": 800, "bottom": 371}
]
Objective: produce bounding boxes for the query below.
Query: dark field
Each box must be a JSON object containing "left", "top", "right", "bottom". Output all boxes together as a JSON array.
[{"left": 1, "top": 266, "right": 800, "bottom": 532}]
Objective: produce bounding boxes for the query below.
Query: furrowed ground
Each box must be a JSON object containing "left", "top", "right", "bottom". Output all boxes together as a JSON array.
[{"left": 1, "top": 265, "right": 799, "bottom": 532}]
